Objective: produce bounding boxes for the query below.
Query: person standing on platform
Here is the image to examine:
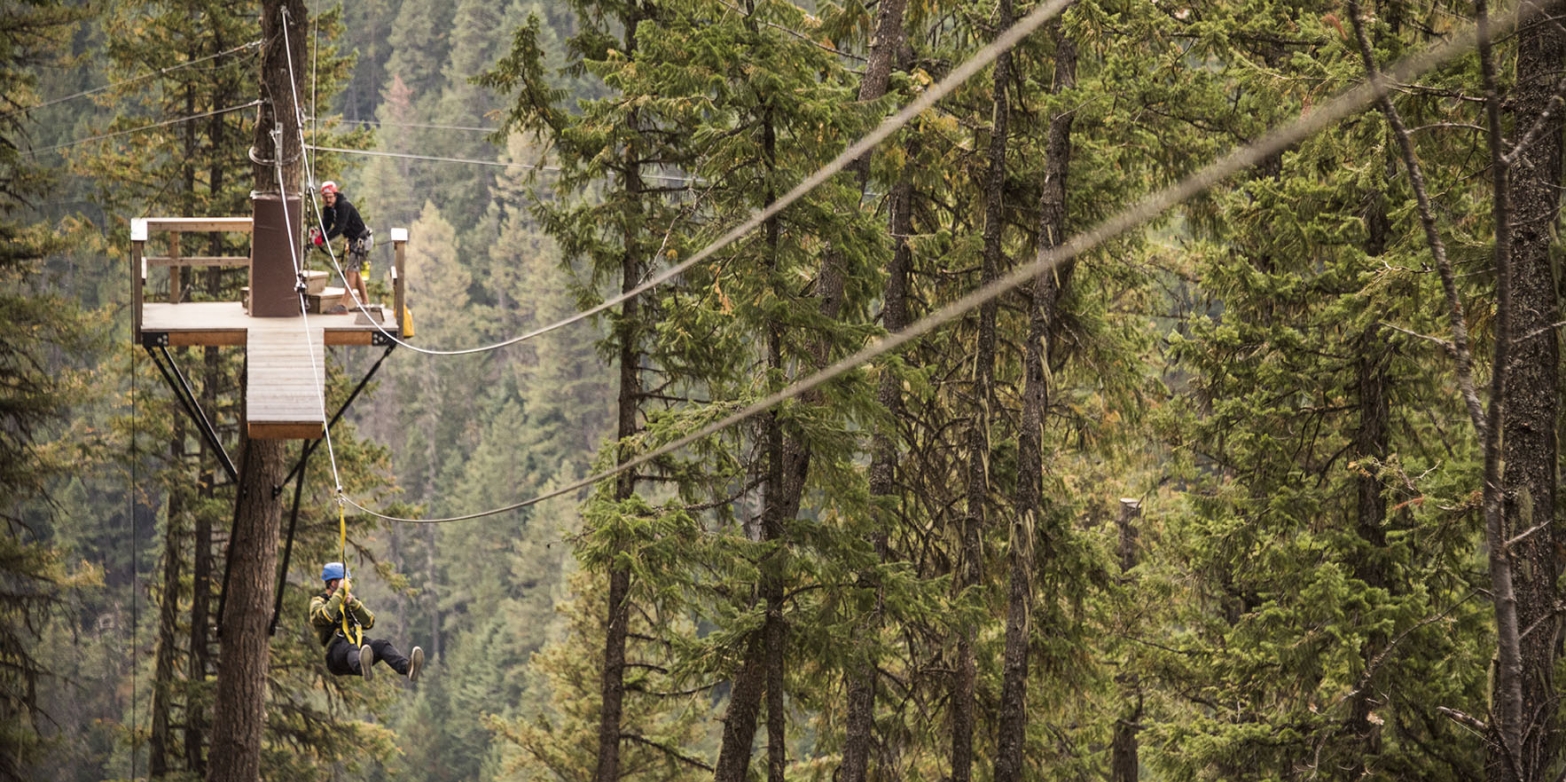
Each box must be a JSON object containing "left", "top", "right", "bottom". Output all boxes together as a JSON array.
[
  {"left": 310, "top": 562, "right": 425, "bottom": 682},
  {"left": 312, "top": 181, "right": 372, "bottom": 310}
]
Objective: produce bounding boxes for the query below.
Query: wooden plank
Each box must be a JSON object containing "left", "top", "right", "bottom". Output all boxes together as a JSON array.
[
  {"left": 246, "top": 327, "right": 327, "bottom": 440},
  {"left": 141, "top": 301, "right": 394, "bottom": 338},
  {"left": 166, "top": 331, "right": 247, "bottom": 347},
  {"left": 249, "top": 421, "right": 325, "bottom": 439},
  {"left": 143, "top": 217, "right": 253, "bottom": 233},
  {"left": 326, "top": 331, "right": 376, "bottom": 346},
  {"left": 168, "top": 233, "right": 180, "bottom": 302},
  {"left": 145, "top": 256, "right": 250, "bottom": 268}
]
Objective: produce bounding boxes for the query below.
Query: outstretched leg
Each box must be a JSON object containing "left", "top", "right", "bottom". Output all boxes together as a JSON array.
[{"left": 368, "top": 638, "right": 411, "bottom": 676}]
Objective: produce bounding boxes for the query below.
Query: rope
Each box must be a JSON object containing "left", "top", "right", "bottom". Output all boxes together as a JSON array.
[
  {"left": 336, "top": 501, "right": 362, "bottom": 646},
  {"left": 25, "top": 100, "right": 262, "bottom": 155},
  {"left": 304, "top": 0, "right": 1077, "bottom": 358},
  {"left": 274, "top": 13, "right": 345, "bottom": 504},
  {"left": 0, "top": 40, "right": 261, "bottom": 120},
  {"left": 339, "top": 1, "right": 1516, "bottom": 525}
]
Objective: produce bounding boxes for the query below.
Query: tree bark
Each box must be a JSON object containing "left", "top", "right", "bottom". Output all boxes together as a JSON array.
[
  {"left": 994, "top": 20, "right": 1072, "bottom": 782},
  {"left": 952, "top": 8, "right": 1013, "bottom": 780},
  {"left": 207, "top": 0, "right": 304, "bottom": 778},
  {"left": 205, "top": 438, "right": 285, "bottom": 782},
  {"left": 1110, "top": 501, "right": 1141, "bottom": 782},
  {"left": 594, "top": 8, "right": 648, "bottom": 780},
  {"left": 840, "top": 4, "right": 909, "bottom": 779},
  {"left": 149, "top": 456, "right": 184, "bottom": 779},
  {"left": 595, "top": 70, "right": 647, "bottom": 782},
  {"left": 1500, "top": 1, "right": 1564, "bottom": 776},
  {"left": 1475, "top": 2, "right": 1526, "bottom": 777}
]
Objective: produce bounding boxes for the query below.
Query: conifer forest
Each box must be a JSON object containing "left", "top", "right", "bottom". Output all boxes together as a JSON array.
[{"left": 13, "top": 0, "right": 1566, "bottom": 777}]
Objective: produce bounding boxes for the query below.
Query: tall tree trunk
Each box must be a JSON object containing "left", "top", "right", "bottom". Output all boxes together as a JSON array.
[
  {"left": 205, "top": 438, "right": 285, "bottom": 782},
  {"left": 1475, "top": 1, "right": 1526, "bottom": 777},
  {"left": 207, "top": 0, "right": 304, "bottom": 778},
  {"left": 1110, "top": 500, "right": 1142, "bottom": 782},
  {"left": 594, "top": 86, "right": 647, "bottom": 782},
  {"left": 593, "top": 8, "right": 647, "bottom": 780},
  {"left": 952, "top": 9, "right": 1012, "bottom": 780},
  {"left": 842, "top": 156, "right": 913, "bottom": 782},
  {"left": 1501, "top": 1, "right": 1564, "bottom": 776},
  {"left": 840, "top": 4, "right": 909, "bottom": 779},
  {"left": 1342, "top": 176, "right": 1392, "bottom": 781},
  {"left": 994, "top": 19, "right": 1072, "bottom": 782},
  {"left": 149, "top": 452, "right": 184, "bottom": 779}
]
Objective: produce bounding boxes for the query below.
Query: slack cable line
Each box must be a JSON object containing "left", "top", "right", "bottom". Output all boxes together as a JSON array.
[
  {"left": 305, "top": 0, "right": 1079, "bottom": 358},
  {"left": 1, "top": 40, "right": 261, "bottom": 120},
  {"left": 339, "top": 0, "right": 1518, "bottom": 526},
  {"left": 304, "top": 144, "right": 700, "bottom": 184},
  {"left": 26, "top": 100, "right": 262, "bottom": 155}
]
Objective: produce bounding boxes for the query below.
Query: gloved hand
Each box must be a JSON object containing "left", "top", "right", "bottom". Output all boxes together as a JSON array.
[
  {"left": 310, "top": 227, "right": 323, "bottom": 247},
  {"left": 339, "top": 577, "right": 352, "bottom": 597}
]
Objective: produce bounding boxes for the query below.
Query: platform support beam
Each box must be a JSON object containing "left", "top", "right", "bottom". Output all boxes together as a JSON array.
[{"left": 144, "top": 345, "right": 239, "bottom": 483}]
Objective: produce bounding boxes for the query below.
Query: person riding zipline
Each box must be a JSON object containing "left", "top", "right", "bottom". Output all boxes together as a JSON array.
[
  {"left": 310, "top": 562, "right": 424, "bottom": 682},
  {"left": 310, "top": 181, "right": 372, "bottom": 311}
]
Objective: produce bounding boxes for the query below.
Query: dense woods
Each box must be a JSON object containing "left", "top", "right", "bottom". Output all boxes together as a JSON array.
[{"left": 9, "top": 0, "right": 1566, "bottom": 778}]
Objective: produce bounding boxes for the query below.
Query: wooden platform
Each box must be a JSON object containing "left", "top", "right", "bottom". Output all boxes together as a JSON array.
[
  {"left": 247, "top": 327, "right": 329, "bottom": 439},
  {"left": 141, "top": 301, "right": 395, "bottom": 346}
]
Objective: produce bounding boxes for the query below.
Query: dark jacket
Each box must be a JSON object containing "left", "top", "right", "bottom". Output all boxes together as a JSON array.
[
  {"left": 309, "top": 588, "right": 376, "bottom": 647},
  {"left": 322, "top": 194, "right": 369, "bottom": 242}
]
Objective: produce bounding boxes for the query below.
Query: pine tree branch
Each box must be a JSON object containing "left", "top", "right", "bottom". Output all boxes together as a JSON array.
[{"left": 1348, "top": 0, "right": 1485, "bottom": 438}]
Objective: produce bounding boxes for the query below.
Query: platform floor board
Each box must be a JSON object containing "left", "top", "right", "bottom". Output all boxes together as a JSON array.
[
  {"left": 142, "top": 301, "right": 394, "bottom": 346},
  {"left": 246, "top": 327, "right": 329, "bottom": 439}
]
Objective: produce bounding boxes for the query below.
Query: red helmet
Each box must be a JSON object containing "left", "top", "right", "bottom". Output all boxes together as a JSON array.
[{"left": 320, "top": 181, "right": 338, "bottom": 196}]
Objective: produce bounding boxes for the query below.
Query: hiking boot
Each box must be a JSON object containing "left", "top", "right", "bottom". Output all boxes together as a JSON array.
[
  {"left": 326, "top": 304, "right": 349, "bottom": 315},
  {"left": 359, "top": 643, "right": 374, "bottom": 682},
  {"left": 408, "top": 646, "right": 425, "bottom": 682}
]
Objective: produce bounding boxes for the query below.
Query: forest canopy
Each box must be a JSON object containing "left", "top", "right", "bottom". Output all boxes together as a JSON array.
[{"left": 8, "top": 0, "right": 1566, "bottom": 780}]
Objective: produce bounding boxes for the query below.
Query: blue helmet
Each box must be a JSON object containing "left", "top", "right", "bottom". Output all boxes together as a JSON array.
[{"left": 321, "top": 562, "right": 348, "bottom": 582}]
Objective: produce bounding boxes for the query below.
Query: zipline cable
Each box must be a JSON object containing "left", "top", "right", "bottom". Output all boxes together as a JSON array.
[
  {"left": 276, "top": 10, "right": 347, "bottom": 504},
  {"left": 340, "top": 1, "right": 1518, "bottom": 525},
  {"left": 1, "top": 40, "right": 261, "bottom": 120},
  {"left": 25, "top": 100, "right": 262, "bottom": 155},
  {"left": 306, "top": 0, "right": 1077, "bottom": 357},
  {"left": 303, "top": 145, "right": 699, "bottom": 183}
]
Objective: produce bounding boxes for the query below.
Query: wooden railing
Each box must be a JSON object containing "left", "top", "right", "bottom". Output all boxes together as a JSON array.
[
  {"left": 132, "top": 216, "right": 410, "bottom": 340},
  {"left": 131, "top": 217, "right": 253, "bottom": 343}
]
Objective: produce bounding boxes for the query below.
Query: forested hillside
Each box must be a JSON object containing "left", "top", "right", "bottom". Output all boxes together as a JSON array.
[{"left": 7, "top": 0, "right": 1566, "bottom": 779}]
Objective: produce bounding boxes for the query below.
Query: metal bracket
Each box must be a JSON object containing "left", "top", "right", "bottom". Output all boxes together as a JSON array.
[
  {"left": 141, "top": 331, "right": 170, "bottom": 348},
  {"left": 372, "top": 330, "right": 395, "bottom": 346}
]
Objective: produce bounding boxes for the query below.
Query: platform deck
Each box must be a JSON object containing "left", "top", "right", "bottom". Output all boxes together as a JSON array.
[
  {"left": 141, "top": 301, "right": 394, "bottom": 346},
  {"left": 246, "top": 327, "right": 329, "bottom": 440}
]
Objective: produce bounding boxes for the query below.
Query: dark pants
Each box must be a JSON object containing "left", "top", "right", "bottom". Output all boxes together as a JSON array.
[{"left": 325, "top": 636, "right": 410, "bottom": 677}]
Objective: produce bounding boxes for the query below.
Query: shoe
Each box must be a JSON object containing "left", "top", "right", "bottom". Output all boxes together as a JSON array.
[
  {"left": 359, "top": 643, "right": 374, "bottom": 682},
  {"left": 326, "top": 304, "right": 348, "bottom": 315},
  {"left": 408, "top": 646, "right": 425, "bottom": 682}
]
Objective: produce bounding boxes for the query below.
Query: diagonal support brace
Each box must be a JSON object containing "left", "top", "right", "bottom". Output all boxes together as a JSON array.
[{"left": 144, "top": 345, "right": 239, "bottom": 483}]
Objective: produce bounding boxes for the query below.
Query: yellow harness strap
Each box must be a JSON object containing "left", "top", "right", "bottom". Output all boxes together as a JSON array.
[{"left": 338, "top": 500, "right": 362, "bottom": 647}]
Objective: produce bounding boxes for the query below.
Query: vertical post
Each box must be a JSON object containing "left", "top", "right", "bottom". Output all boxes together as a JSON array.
[
  {"left": 132, "top": 219, "right": 147, "bottom": 343},
  {"left": 169, "top": 231, "right": 183, "bottom": 303},
  {"left": 391, "top": 227, "right": 407, "bottom": 335}
]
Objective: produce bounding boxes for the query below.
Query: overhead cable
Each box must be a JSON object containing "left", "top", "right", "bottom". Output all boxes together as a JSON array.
[
  {"left": 306, "top": 144, "right": 699, "bottom": 184},
  {"left": 27, "top": 100, "right": 262, "bottom": 155},
  {"left": 1, "top": 40, "right": 261, "bottom": 120},
  {"left": 341, "top": 0, "right": 1517, "bottom": 525},
  {"left": 310, "top": 0, "right": 1076, "bottom": 358}
]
